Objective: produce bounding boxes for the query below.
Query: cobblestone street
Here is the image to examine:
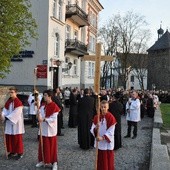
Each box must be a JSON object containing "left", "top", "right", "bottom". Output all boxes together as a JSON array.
[{"left": 0, "top": 108, "right": 153, "bottom": 170}]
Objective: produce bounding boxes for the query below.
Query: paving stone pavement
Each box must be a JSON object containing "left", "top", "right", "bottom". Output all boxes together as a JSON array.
[{"left": 0, "top": 107, "right": 153, "bottom": 170}]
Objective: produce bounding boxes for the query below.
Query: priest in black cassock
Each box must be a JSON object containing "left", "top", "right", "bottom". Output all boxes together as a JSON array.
[
  {"left": 109, "top": 94, "right": 123, "bottom": 150},
  {"left": 77, "top": 88, "right": 96, "bottom": 150},
  {"left": 68, "top": 89, "right": 78, "bottom": 128}
]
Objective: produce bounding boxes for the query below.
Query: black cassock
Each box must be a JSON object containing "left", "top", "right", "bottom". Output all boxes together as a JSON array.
[
  {"left": 109, "top": 100, "right": 123, "bottom": 150},
  {"left": 68, "top": 93, "right": 78, "bottom": 128},
  {"left": 77, "top": 95, "right": 96, "bottom": 149}
]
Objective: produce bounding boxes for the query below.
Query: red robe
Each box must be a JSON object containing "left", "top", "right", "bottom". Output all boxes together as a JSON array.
[
  {"left": 38, "top": 101, "right": 60, "bottom": 164},
  {"left": 92, "top": 112, "right": 117, "bottom": 170},
  {"left": 4, "top": 97, "right": 24, "bottom": 154}
]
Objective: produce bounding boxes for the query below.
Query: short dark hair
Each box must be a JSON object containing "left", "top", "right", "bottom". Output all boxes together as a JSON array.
[
  {"left": 9, "top": 87, "right": 18, "bottom": 92},
  {"left": 43, "top": 89, "right": 53, "bottom": 97},
  {"left": 84, "top": 88, "right": 89, "bottom": 95},
  {"left": 72, "top": 88, "right": 77, "bottom": 93}
]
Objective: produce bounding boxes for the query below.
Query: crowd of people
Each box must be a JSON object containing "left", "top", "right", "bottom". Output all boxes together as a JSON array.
[{"left": 0, "top": 86, "right": 160, "bottom": 170}]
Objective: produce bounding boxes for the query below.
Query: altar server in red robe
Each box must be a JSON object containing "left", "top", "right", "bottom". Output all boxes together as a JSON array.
[
  {"left": 90, "top": 100, "right": 117, "bottom": 170},
  {"left": 0, "top": 87, "right": 25, "bottom": 160},
  {"left": 36, "top": 90, "right": 60, "bottom": 170}
]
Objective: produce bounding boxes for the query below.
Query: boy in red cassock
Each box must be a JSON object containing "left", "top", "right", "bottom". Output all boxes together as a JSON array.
[
  {"left": 0, "top": 87, "right": 25, "bottom": 160},
  {"left": 90, "top": 100, "right": 117, "bottom": 170},
  {"left": 36, "top": 90, "right": 60, "bottom": 170}
]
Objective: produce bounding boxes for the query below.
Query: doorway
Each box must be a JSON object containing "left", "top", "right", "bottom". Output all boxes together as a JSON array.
[{"left": 53, "top": 67, "right": 59, "bottom": 89}]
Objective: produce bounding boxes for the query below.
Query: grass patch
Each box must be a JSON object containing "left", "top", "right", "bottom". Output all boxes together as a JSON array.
[{"left": 160, "top": 103, "right": 170, "bottom": 129}]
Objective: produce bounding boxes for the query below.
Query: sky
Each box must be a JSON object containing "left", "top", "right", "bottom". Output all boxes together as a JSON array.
[{"left": 99, "top": 0, "right": 170, "bottom": 47}]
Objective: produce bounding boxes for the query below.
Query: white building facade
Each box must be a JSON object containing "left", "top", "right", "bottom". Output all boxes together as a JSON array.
[{"left": 0, "top": 0, "right": 103, "bottom": 91}]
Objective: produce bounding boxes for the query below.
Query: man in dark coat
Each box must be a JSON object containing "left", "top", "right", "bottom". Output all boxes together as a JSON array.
[
  {"left": 77, "top": 88, "right": 96, "bottom": 150},
  {"left": 146, "top": 94, "right": 155, "bottom": 118},
  {"left": 109, "top": 94, "right": 123, "bottom": 150},
  {"left": 68, "top": 89, "right": 78, "bottom": 128}
]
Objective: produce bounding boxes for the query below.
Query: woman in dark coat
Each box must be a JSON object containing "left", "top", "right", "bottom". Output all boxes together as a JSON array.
[
  {"left": 109, "top": 95, "right": 123, "bottom": 150},
  {"left": 68, "top": 89, "right": 78, "bottom": 128}
]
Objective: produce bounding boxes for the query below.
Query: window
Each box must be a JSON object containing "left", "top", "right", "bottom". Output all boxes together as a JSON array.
[
  {"left": 92, "top": 63, "right": 95, "bottom": 77},
  {"left": 64, "top": 57, "right": 70, "bottom": 75},
  {"left": 88, "top": 62, "right": 95, "bottom": 77},
  {"left": 81, "top": 27, "right": 85, "bottom": 43},
  {"left": 72, "top": 59, "right": 77, "bottom": 75},
  {"left": 57, "top": 0, "right": 62, "bottom": 20},
  {"left": 54, "top": 33, "right": 59, "bottom": 57},
  {"left": 66, "top": 25, "right": 71, "bottom": 39},
  {"left": 131, "top": 75, "right": 134, "bottom": 82},
  {"left": 74, "top": 30, "right": 78, "bottom": 39},
  {"left": 89, "top": 35, "right": 96, "bottom": 52},
  {"left": 92, "top": 14, "right": 95, "bottom": 27},
  {"left": 52, "top": 0, "right": 62, "bottom": 21},
  {"left": 89, "top": 11, "right": 97, "bottom": 28},
  {"left": 53, "top": 0, "right": 56, "bottom": 17},
  {"left": 89, "top": 11, "right": 92, "bottom": 25},
  {"left": 88, "top": 62, "right": 91, "bottom": 77}
]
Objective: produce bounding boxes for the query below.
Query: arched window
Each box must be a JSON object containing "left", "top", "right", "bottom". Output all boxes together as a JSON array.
[{"left": 54, "top": 33, "right": 59, "bottom": 58}]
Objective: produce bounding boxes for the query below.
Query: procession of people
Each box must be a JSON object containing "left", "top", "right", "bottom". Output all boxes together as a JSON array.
[{"left": 0, "top": 85, "right": 159, "bottom": 170}]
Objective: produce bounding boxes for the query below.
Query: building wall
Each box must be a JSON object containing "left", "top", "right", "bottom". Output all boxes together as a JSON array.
[
  {"left": 80, "top": 0, "right": 103, "bottom": 89},
  {"left": 148, "top": 50, "right": 170, "bottom": 90},
  {"left": 0, "top": 0, "right": 104, "bottom": 91},
  {"left": 0, "top": 0, "right": 49, "bottom": 92},
  {"left": 128, "top": 70, "right": 148, "bottom": 90},
  {"left": 48, "top": 0, "right": 66, "bottom": 89}
]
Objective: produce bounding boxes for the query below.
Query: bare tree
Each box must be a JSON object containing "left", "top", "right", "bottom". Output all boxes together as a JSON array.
[
  {"left": 99, "top": 11, "right": 151, "bottom": 89},
  {"left": 98, "top": 18, "right": 118, "bottom": 88},
  {"left": 128, "top": 54, "right": 148, "bottom": 90},
  {"left": 129, "top": 29, "right": 151, "bottom": 90}
]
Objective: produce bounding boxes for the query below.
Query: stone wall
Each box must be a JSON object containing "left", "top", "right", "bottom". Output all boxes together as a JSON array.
[{"left": 150, "top": 107, "right": 170, "bottom": 170}]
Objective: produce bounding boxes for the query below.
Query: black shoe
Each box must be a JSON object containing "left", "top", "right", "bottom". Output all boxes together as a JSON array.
[
  {"left": 124, "top": 135, "right": 131, "bottom": 138},
  {"left": 7, "top": 153, "right": 16, "bottom": 159},
  {"left": 132, "top": 136, "right": 137, "bottom": 139},
  {"left": 57, "top": 133, "right": 64, "bottom": 136},
  {"left": 15, "top": 154, "right": 23, "bottom": 160}
]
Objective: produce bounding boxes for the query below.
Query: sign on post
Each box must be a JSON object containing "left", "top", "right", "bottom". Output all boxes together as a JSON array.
[{"left": 36, "top": 65, "right": 47, "bottom": 78}]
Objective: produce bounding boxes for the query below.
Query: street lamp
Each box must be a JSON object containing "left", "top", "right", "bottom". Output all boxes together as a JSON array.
[
  {"left": 62, "top": 62, "right": 73, "bottom": 72},
  {"left": 49, "top": 59, "right": 61, "bottom": 71}
]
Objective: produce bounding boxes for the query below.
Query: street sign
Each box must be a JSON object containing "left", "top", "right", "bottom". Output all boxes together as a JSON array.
[{"left": 36, "top": 65, "right": 47, "bottom": 78}]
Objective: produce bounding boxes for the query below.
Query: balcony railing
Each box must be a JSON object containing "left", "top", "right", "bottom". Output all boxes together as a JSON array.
[
  {"left": 65, "top": 39, "right": 88, "bottom": 56},
  {"left": 66, "top": 4, "right": 89, "bottom": 27}
]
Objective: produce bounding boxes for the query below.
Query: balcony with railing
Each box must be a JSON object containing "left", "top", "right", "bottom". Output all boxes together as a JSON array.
[
  {"left": 65, "top": 39, "right": 89, "bottom": 56},
  {"left": 66, "top": 4, "right": 89, "bottom": 27}
]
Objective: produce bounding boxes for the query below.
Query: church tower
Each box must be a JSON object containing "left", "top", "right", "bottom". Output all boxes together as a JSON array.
[
  {"left": 147, "top": 27, "right": 170, "bottom": 90},
  {"left": 157, "top": 25, "right": 164, "bottom": 39}
]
